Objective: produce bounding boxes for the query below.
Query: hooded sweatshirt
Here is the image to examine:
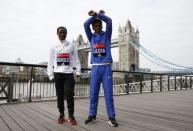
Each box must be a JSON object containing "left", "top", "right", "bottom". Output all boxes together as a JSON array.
[{"left": 47, "top": 40, "right": 81, "bottom": 80}]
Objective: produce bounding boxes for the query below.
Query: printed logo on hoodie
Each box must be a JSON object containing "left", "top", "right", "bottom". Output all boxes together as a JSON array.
[
  {"left": 93, "top": 43, "right": 106, "bottom": 57},
  {"left": 57, "top": 53, "right": 70, "bottom": 65}
]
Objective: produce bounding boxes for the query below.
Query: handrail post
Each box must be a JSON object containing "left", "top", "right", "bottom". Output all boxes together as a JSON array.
[
  {"left": 7, "top": 75, "right": 13, "bottom": 103},
  {"left": 185, "top": 76, "right": 187, "bottom": 89},
  {"left": 140, "top": 74, "right": 143, "bottom": 93},
  {"left": 160, "top": 75, "right": 162, "bottom": 92},
  {"left": 168, "top": 75, "right": 170, "bottom": 91},
  {"left": 28, "top": 67, "right": 33, "bottom": 102},
  {"left": 190, "top": 76, "right": 192, "bottom": 89},
  {"left": 151, "top": 74, "right": 153, "bottom": 93},
  {"left": 174, "top": 76, "right": 177, "bottom": 90},
  {"left": 126, "top": 73, "right": 130, "bottom": 94},
  {"left": 180, "top": 75, "right": 183, "bottom": 90}
]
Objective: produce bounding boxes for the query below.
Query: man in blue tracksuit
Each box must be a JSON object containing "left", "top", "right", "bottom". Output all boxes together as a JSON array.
[{"left": 84, "top": 10, "right": 118, "bottom": 127}]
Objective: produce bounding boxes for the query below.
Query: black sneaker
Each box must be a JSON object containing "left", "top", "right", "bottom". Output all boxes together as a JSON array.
[
  {"left": 85, "top": 116, "right": 96, "bottom": 124},
  {"left": 108, "top": 118, "right": 118, "bottom": 127}
]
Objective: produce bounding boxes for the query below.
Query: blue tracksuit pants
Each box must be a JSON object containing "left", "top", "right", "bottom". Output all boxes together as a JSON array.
[{"left": 89, "top": 64, "right": 116, "bottom": 118}]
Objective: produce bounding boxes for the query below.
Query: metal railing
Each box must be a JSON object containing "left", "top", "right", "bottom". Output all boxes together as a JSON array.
[{"left": 0, "top": 62, "right": 193, "bottom": 104}]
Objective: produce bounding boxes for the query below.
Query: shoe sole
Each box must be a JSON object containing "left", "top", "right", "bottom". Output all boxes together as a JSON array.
[
  {"left": 67, "top": 119, "right": 77, "bottom": 125},
  {"left": 85, "top": 119, "right": 96, "bottom": 124},
  {"left": 58, "top": 119, "right": 66, "bottom": 124}
]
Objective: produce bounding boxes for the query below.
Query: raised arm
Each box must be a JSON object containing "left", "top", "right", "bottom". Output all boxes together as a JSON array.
[
  {"left": 97, "top": 12, "right": 112, "bottom": 39},
  {"left": 84, "top": 10, "right": 97, "bottom": 42}
]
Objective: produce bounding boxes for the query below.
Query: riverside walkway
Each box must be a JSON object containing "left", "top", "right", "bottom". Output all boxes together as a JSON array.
[{"left": 0, "top": 89, "right": 193, "bottom": 131}]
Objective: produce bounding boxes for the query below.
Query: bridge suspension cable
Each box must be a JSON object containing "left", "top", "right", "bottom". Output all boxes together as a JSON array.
[{"left": 129, "top": 39, "right": 193, "bottom": 71}]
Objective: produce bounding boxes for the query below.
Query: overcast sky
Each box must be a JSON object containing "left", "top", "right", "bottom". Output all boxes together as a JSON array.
[{"left": 0, "top": 0, "right": 193, "bottom": 71}]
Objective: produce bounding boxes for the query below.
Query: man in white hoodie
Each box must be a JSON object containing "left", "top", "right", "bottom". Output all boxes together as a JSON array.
[{"left": 47, "top": 26, "right": 81, "bottom": 125}]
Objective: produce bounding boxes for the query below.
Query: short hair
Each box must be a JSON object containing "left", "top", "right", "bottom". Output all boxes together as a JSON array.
[
  {"left": 92, "top": 19, "right": 102, "bottom": 27},
  {"left": 57, "top": 26, "right": 67, "bottom": 33}
]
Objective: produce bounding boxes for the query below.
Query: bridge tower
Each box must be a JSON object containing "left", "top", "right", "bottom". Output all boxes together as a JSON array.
[
  {"left": 118, "top": 20, "right": 139, "bottom": 71},
  {"left": 75, "top": 35, "right": 89, "bottom": 68}
]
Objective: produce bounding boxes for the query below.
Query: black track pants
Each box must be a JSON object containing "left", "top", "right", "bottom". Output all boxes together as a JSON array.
[{"left": 54, "top": 73, "right": 75, "bottom": 117}]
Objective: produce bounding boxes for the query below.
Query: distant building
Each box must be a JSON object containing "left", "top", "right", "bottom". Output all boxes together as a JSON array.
[
  {"left": 35, "top": 62, "right": 47, "bottom": 76},
  {"left": 0, "top": 58, "right": 31, "bottom": 80},
  {"left": 112, "top": 62, "right": 119, "bottom": 70},
  {"left": 75, "top": 35, "right": 89, "bottom": 68},
  {"left": 33, "top": 62, "right": 48, "bottom": 81},
  {"left": 118, "top": 19, "right": 139, "bottom": 71},
  {"left": 1, "top": 58, "right": 27, "bottom": 75}
]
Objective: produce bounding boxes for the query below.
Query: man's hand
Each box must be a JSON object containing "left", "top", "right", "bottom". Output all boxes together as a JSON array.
[
  {"left": 98, "top": 9, "right": 105, "bottom": 15},
  {"left": 88, "top": 10, "right": 97, "bottom": 16},
  {"left": 49, "top": 75, "right": 54, "bottom": 81}
]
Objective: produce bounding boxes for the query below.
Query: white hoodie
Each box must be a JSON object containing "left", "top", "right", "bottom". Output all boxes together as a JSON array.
[{"left": 47, "top": 40, "right": 81, "bottom": 80}]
